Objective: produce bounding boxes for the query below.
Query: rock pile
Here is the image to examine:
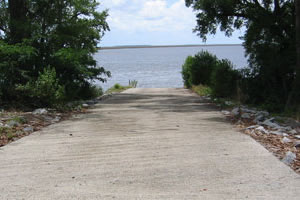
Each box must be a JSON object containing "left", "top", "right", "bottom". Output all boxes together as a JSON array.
[
  {"left": 222, "top": 106, "right": 300, "bottom": 171},
  {"left": 0, "top": 93, "right": 114, "bottom": 147}
]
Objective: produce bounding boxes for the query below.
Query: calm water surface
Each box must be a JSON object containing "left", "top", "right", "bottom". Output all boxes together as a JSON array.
[{"left": 94, "top": 45, "right": 247, "bottom": 91}]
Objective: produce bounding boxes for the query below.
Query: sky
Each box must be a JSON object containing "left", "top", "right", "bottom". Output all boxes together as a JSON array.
[{"left": 98, "top": 0, "right": 244, "bottom": 47}]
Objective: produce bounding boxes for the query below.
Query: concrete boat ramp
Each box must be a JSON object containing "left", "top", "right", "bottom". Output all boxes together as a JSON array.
[{"left": 0, "top": 88, "right": 299, "bottom": 199}]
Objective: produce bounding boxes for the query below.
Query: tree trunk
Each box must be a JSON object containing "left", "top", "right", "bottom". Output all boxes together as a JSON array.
[
  {"left": 295, "top": 0, "right": 300, "bottom": 105},
  {"left": 286, "top": 0, "right": 300, "bottom": 112},
  {"left": 8, "top": 0, "right": 28, "bottom": 43}
]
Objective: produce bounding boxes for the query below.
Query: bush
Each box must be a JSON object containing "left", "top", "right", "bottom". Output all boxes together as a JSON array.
[
  {"left": 211, "top": 59, "right": 240, "bottom": 98},
  {"left": 17, "top": 67, "right": 66, "bottom": 107},
  {"left": 182, "top": 51, "right": 241, "bottom": 99},
  {"left": 191, "top": 51, "right": 218, "bottom": 85},
  {"left": 182, "top": 51, "right": 218, "bottom": 88},
  {"left": 69, "top": 83, "right": 103, "bottom": 100},
  {"left": 114, "top": 84, "right": 122, "bottom": 90},
  {"left": 182, "top": 56, "right": 195, "bottom": 88}
]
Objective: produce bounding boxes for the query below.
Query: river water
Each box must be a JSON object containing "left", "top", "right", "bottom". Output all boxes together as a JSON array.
[{"left": 94, "top": 45, "right": 248, "bottom": 91}]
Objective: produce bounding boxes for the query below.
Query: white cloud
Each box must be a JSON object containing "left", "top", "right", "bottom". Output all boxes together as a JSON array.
[
  {"left": 98, "top": 0, "right": 196, "bottom": 33},
  {"left": 100, "top": 0, "right": 126, "bottom": 7},
  {"left": 139, "top": 0, "right": 167, "bottom": 18}
]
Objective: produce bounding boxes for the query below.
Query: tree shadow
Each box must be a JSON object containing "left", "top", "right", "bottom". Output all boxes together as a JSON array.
[{"left": 96, "top": 93, "right": 220, "bottom": 113}]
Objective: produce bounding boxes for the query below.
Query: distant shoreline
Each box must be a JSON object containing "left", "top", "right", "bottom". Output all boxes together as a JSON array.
[{"left": 99, "top": 44, "right": 242, "bottom": 50}]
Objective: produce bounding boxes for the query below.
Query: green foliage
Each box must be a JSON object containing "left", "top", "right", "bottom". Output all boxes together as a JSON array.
[
  {"left": 211, "top": 59, "right": 240, "bottom": 98},
  {"left": 0, "top": 41, "right": 37, "bottom": 101},
  {"left": 114, "top": 84, "right": 122, "bottom": 90},
  {"left": 191, "top": 85, "right": 212, "bottom": 96},
  {"left": 129, "top": 80, "right": 138, "bottom": 88},
  {"left": 182, "top": 52, "right": 240, "bottom": 99},
  {"left": 186, "top": 0, "right": 298, "bottom": 112},
  {"left": 11, "top": 116, "right": 27, "bottom": 124},
  {"left": 106, "top": 83, "right": 132, "bottom": 94},
  {"left": 191, "top": 51, "right": 218, "bottom": 86},
  {"left": 0, "top": 127, "right": 14, "bottom": 140},
  {"left": 0, "top": 0, "right": 110, "bottom": 107},
  {"left": 182, "top": 56, "right": 195, "bottom": 88},
  {"left": 182, "top": 51, "right": 218, "bottom": 87},
  {"left": 17, "top": 67, "right": 66, "bottom": 107}
]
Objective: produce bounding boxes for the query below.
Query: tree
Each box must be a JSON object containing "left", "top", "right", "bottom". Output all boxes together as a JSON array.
[
  {"left": 186, "top": 0, "right": 297, "bottom": 111},
  {"left": 0, "top": 0, "right": 110, "bottom": 106},
  {"left": 7, "top": 0, "right": 30, "bottom": 43},
  {"left": 293, "top": 0, "right": 300, "bottom": 109}
]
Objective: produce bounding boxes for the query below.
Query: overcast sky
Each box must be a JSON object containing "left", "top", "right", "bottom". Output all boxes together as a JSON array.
[{"left": 98, "top": 0, "right": 244, "bottom": 47}]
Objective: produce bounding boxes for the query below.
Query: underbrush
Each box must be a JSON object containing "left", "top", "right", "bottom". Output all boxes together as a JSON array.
[{"left": 191, "top": 85, "right": 212, "bottom": 97}]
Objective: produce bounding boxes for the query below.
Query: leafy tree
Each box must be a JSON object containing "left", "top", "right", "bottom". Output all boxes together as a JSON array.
[
  {"left": 0, "top": 0, "right": 110, "bottom": 106},
  {"left": 186, "top": 0, "right": 298, "bottom": 111}
]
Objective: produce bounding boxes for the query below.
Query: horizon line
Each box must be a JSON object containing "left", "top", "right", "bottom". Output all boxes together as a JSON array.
[{"left": 99, "top": 44, "right": 243, "bottom": 50}]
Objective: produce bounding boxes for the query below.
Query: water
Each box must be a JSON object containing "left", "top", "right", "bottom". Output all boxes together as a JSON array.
[{"left": 93, "top": 45, "right": 247, "bottom": 91}]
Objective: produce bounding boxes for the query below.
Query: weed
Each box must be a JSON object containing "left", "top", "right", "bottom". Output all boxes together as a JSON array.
[
  {"left": 129, "top": 80, "right": 138, "bottom": 88},
  {"left": 191, "top": 85, "right": 212, "bottom": 96}
]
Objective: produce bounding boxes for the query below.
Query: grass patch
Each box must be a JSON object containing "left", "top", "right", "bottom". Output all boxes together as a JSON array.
[
  {"left": 10, "top": 116, "right": 27, "bottom": 124},
  {"left": 191, "top": 85, "right": 212, "bottom": 96},
  {"left": 106, "top": 83, "right": 132, "bottom": 94},
  {"left": 0, "top": 127, "right": 14, "bottom": 140}
]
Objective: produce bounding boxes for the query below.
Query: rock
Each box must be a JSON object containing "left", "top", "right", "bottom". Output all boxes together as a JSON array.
[
  {"left": 0, "top": 122, "right": 4, "bottom": 127},
  {"left": 44, "top": 115, "right": 54, "bottom": 121},
  {"left": 283, "top": 133, "right": 289, "bottom": 137},
  {"left": 7, "top": 120, "right": 20, "bottom": 128},
  {"left": 285, "top": 118, "right": 300, "bottom": 129},
  {"left": 294, "top": 141, "right": 300, "bottom": 148},
  {"left": 16, "top": 130, "right": 23, "bottom": 136},
  {"left": 231, "top": 107, "right": 240, "bottom": 116},
  {"left": 255, "top": 126, "right": 269, "bottom": 134},
  {"left": 270, "top": 131, "right": 284, "bottom": 136},
  {"left": 23, "top": 126, "right": 34, "bottom": 132},
  {"left": 283, "top": 126, "right": 292, "bottom": 131},
  {"left": 282, "top": 151, "right": 296, "bottom": 165},
  {"left": 282, "top": 137, "right": 292, "bottom": 143},
  {"left": 224, "top": 101, "right": 233, "bottom": 106},
  {"left": 33, "top": 108, "right": 48, "bottom": 115},
  {"left": 289, "top": 130, "right": 297, "bottom": 135},
  {"left": 85, "top": 100, "right": 96, "bottom": 105},
  {"left": 221, "top": 110, "right": 230, "bottom": 115},
  {"left": 241, "top": 108, "right": 256, "bottom": 114},
  {"left": 52, "top": 116, "right": 61, "bottom": 123},
  {"left": 295, "top": 135, "right": 300, "bottom": 139},
  {"left": 82, "top": 104, "right": 89, "bottom": 108},
  {"left": 246, "top": 125, "right": 259, "bottom": 130},
  {"left": 255, "top": 111, "right": 269, "bottom": 117},
  {"left": 261, "top": 118, "right": 282, "bottom": 129},
  {"left": 253, "top": 114, "right": 265, "bottom": 123},
  {"left": 202, "top": 96, "right": 211, "bottom": 101},
  {"left": 241, "top": 113, "right": 251, "bottom": 119}
]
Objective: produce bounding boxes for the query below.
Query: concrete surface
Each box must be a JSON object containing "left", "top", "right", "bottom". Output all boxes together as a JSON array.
[{"left": 0, "top": 88, "right": 299, "bottom": 199}]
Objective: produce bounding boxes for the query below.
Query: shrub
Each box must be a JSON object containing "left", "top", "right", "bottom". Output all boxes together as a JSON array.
[
  {"left": 181, "top": 51, "right": 218, "bottom": 88},
  {"left": 114, "top": 84, "right": 122, "bottom": 90},
  {"left": 17, "top": 67, "right": 66, "bottom": 107},
  {"left": 190, "top": 51, "right": 218, "bottom": 86},
  {"left": 211, "top": 59, "right": 240, "bottom": 98},
  {"left": 182, "top": 56, "right": 195, "bottom": 88},
  {"left": 71, "top": 83, "right": 103, "bottom": 100}
]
